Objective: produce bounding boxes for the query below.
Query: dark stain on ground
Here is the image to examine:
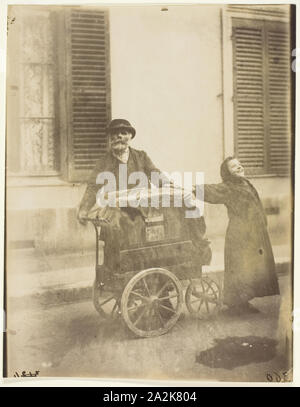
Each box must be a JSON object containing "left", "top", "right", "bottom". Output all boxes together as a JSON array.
[
  {"left": 26, "top": 314, "right": 127, "bottom": 368},
  {"left": 57, "top": 314, "right": 126, "bottom": 349},
  {"left": 196, "top": 336, "right": 278, "bottom": 370}
]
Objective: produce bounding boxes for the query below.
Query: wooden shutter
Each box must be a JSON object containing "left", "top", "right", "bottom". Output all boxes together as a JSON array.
[
  {"left": 232, "top": 18, "right": 291, "bottom": 176},
  {"left": 267, "top": 24, "right": 291, "bottom": 175},
  {"left": 232, "top": 20, "right": 265, "bottom": 174},
  {"left": 65, "top": 8, "right": 111, "bottom": 181}
]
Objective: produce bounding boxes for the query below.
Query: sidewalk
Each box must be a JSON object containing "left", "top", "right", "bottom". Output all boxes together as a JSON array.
[{"left": 7, "top": 239, "right": 291, "bottom": 308}]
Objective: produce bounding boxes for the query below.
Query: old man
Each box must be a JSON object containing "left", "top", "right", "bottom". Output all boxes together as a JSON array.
[{"left": 77, "top": 119, "right": 171, "bottom": 220}]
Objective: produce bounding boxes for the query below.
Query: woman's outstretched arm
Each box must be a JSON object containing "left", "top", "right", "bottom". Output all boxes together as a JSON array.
[{"left": 194, "top": 183, "right": 229, "bottom": 204}]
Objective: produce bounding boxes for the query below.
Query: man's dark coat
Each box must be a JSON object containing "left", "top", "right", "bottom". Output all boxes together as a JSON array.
[{"left": 79, "top": 147, "right": 165, "bottom": 212}]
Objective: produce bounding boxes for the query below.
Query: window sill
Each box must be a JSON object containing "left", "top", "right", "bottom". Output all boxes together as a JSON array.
[
  {"left": 246, "top": 174, "right": 291, "bottom": 179},
  {"left": 6, "top": 175, "right": 83, "bottom": 188}
]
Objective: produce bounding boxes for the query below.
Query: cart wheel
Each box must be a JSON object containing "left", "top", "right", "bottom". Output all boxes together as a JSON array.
[
  {"left": 185, "top": 276, "right": 221, "bottom": 319},
  {"left": 121, "top": 268, "right": 184, "bottom": 338},
  {"left": 92, "top": 279, "right": 121, "bottom": 319}
]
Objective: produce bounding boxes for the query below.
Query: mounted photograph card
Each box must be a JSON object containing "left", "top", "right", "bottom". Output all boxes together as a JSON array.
[{"left": 2, "top": 1, "right": 296, "bottom": 384}]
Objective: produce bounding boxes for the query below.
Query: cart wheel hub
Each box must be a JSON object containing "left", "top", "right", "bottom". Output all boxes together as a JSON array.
[{"left": 149, "top": 295, "right": 159, "bottom": 304}]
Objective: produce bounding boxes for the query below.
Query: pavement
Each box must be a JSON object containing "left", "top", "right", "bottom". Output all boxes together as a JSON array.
[
  {"left": 5, "top": 272, "right": 292, "bottom": 381},
  {"left": 5, "top": 238, "right": 293, "bottom": 381},
  {"left": 6, "top": 237, "right": 292, "bottom": 309}
]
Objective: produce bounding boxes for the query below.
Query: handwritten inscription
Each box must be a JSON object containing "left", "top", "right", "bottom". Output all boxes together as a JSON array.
[
  {"left": 266, "top": 369, "right": 292, "bottom": 382},
  {"left": 14, "top": 370, "right": 40, "bottom": 378},
  {"left": 7, "top": 16, "right": 16, "bottom": 33}
]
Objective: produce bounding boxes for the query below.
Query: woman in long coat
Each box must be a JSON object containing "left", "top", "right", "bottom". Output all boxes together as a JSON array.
[{"left": 197, "top": 157, "right": 280, "bottom": 313}]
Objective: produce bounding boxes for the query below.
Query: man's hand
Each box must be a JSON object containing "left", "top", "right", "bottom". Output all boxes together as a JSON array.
[{"left": 77, "top": 208, "right": 89, "bottom": 225}]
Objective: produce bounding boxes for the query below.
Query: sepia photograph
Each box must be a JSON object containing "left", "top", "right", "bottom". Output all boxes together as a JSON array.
[{"left": 3, "top": 1, "right": 295, "bottom": 383}]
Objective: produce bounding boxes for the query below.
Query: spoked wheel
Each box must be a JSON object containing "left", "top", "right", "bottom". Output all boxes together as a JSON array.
[
  {"left": 92, "top": 279, "right": 121, "bottom": 319},
  {"left": 185, "top": 276, "right": 221, "bottom": 319},
  {"left": 121, "top": 268, "right": 184, "bottom": 338}
]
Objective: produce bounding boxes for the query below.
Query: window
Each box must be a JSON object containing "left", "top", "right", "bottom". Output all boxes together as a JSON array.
[
  {"left": 64, "top": 8, "right": 111, "bottom": 182},
  {"left": 232, "top": 18, "right": 291, "bottom": 176},
  {"left": 6, "top": 6, "right": 111, "bottom": 182},
  {"left": 7, "top": 7, "right": 60, "bottom": 175}
]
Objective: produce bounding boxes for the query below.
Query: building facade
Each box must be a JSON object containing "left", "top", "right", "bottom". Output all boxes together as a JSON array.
[{"left": 6, "top": 4, "right": 293, "bottom": 257}]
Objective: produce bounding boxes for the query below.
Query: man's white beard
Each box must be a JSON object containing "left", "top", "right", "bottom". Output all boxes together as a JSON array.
[
  {"left": 111, "top": 142, "right": 130, "bottom": 164},
  {"left": 111, "top": 142, "right": 129, "bottom": 153}
]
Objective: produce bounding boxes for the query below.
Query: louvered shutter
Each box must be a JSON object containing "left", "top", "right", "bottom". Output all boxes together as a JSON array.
[
  {"left": 232, "top": 18, "right": 291, "bottom": 176},
  {"left": 267, "top": 24, "right": 291, "bottom": 175},
  {"left": 232, "top": 21, "right": 265, "bottom": 174},
  {"left": 65, "top": 8, "right": 111, "bottom": 181}
]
